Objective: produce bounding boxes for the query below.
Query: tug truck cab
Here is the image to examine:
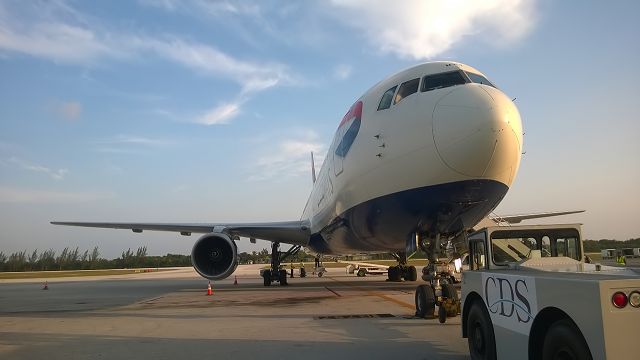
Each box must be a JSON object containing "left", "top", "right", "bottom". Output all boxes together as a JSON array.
[{"left": 460, "top": 224, "right": 640, "bottom": 360}]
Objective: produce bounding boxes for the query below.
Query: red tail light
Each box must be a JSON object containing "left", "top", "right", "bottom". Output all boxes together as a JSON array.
[{"left": 612, "top": 292, "right": 628, "bottom": 308}]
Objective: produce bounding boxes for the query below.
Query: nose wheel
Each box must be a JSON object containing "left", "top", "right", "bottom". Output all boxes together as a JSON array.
[{"left": 414, "top": 233, "right": 461, "bottom": 323}]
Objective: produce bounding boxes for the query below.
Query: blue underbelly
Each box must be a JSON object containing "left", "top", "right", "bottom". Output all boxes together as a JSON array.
[{"left": 308, "top": 179, "right": 508, "bottom": 254}]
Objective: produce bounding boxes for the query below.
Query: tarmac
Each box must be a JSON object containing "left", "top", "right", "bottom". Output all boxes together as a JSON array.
[{"left": 0, "top": 265, "right": 469, "bottom": 360}]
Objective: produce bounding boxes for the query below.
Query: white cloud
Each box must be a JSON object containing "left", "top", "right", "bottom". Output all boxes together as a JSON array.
[
  {"left": 196, "top": 102, "right": 241, "bottom": 125},
  {"left": 140, "top": 0, "right": 260, "bottom": 17},
  {"left": 8, "top": 157, "right": 68, "bottom": 180},
  {"left": 248, "top": 131, "right": 325, "bottom": 181},
  {"left": 0, "top": 21, "right": 124, "bottom": 64},
  {"left": 93, "top": 134, "right": 174, "bottom": 153},
  {"left": 0, "top": 2, "right": 293, "bottom": 91},
  {"left": 333, "top": 64, "right": 352, "bottom": 80},
  {"left": 131, "top": 36, "right": 291, "bottom": 93},
  {"left": 328, "top": 0, "right": 536, "bottom": 59},
  {"left": 102, "top": 134, "right": 173, "bottom": 146},
  {"left": 0, "top": 1, "right": 298, "bottom": 126},
  {"left": 0, "top": 186, "right": 112, "bottom": 203}
]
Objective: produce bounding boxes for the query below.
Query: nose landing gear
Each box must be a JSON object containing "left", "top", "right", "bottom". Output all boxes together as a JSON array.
[{"left": 414, "top": 233, "right": 461, "bottom": 323}]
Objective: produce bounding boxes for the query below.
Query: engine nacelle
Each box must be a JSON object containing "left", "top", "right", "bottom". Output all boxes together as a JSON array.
[{"left": 191, "top": 233, "right": 238, "bottom": 280}]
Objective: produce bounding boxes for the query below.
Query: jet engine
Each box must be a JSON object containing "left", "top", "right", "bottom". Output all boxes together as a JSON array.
[{"left": 191, "top": 233, "right": 238, "bottom": 280}]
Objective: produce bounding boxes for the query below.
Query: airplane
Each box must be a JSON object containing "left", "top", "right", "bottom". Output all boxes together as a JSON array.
[{"left": 52, "top": 61, "right": 583, "bottom": 288}]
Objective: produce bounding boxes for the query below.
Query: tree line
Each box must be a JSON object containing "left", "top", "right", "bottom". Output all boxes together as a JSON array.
[
  {"left": 0, "top": 245, "right": 316, "bottom": 272},
  {"left": 582, "top": 238, "right": 640, "bottom": 253},
  {"left": 2, "top": 237, "right": 638, "bottom": 272},
  {"left": 0, "top": 246, "right": 193, "bottom": 272}
]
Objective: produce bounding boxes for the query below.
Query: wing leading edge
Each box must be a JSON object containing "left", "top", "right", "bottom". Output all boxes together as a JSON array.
[
  {"left": 50, "top": 220, "right": 311, "bottom": 246},
  {"left": 491, "top": 210, "right": 586, "bottom": 224}
]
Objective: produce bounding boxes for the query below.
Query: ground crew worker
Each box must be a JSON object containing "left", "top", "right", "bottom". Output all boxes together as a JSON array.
[{"left": 299, "top": 262, "right": 306, "bottom": 278}]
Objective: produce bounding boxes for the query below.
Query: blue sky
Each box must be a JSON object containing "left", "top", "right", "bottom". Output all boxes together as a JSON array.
[{"left": 1, "top": 0, "right": 638, "bottom": 258}]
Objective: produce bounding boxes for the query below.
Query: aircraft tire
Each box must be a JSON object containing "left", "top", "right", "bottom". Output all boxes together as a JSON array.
[
  {"left": 467, "top": 301, "right": 496, "bottom": 360},
  {"left": 357, "top": 269, "right": 366, "bottom": 277},
  {"left": 406, "top": 266, "right": 418, "bottom": 281},
  {"left": 438, "top": 304, "right": 447, "bottom": 323},
  {"left": 415, "top": 284, "right": 436, "bottom": 318},
  {"left": 278, "top": 269, "right": 288, "bottom": 285},
  {"left": 262, "top": 270, "right": 271, "bottom": 286},
  {"left": 442, "top": 283, "right": 459, "bottom": 317},
  {"left": 388, "top": 266, "right": 402, "bottom": 281},
  {"left": 542, "top": 319, "right": 591, "bottom": 360}
]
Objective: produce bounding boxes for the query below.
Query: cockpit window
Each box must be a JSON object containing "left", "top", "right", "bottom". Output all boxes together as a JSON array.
[
  {"left": 465, "top": 72, "right": 496, "bottom": 88},
  {"left": 421, "top": 71, "right": 468, "bottom": 92},
  {"left": 377, "top": 86, "right": 397, "bottom": 111},
  {"left": 394, "top": 78, "right": 420, "bottom": 104}
]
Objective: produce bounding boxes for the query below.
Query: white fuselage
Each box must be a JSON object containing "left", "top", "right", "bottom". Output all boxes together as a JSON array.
[{"left": 301, "top": 62, "right": 523, "bottom": 254}]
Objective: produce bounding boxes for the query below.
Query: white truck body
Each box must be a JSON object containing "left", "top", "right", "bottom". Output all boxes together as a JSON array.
[
  {"left": 461, "top": 224, "right": 640, "bottom": 360},
  {"left": 601, "top": 248, "right": 615, "bottom": 260}
]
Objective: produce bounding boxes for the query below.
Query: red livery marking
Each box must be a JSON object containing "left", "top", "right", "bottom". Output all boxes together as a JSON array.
[{"left": 338, "top": 101, "right": 363, "bottom": 129}]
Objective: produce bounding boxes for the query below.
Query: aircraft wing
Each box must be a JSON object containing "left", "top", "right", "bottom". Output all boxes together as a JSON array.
[
  {"left": 50, "top": 220, "right": 311, "bottom": 246},
  {"left": 490, "top": 210, "right": 585, "bottom": 224}
]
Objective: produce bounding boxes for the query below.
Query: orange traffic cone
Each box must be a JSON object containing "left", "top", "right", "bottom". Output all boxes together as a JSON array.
[
  {"left": 206, "top": 281, "right": 213, "bottom": 296},
  {"left": 42, "top": 281, "right": 49, "bottom": 290},
  {"left": 234, "top": 276, "right": 238, "bottom": 285}
]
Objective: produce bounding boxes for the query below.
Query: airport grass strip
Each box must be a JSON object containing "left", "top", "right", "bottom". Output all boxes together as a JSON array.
[{"left": 0, "top": 268, "right": 166, "bottom": 279}]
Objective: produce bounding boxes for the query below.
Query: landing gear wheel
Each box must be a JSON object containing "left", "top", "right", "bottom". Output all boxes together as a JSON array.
[
  {"left": 467, "top": 301, "right": 496, "bottom": 360},
  {"left": 357, "top": 269, "right": 366, "bottom": 277},
  {"left": 441, "top": 283, "right": 459, "bottom": 317},
  {"left": 317, "top": 271, "right": 323, "bottom": 277},
  {"left": 262, "top": 270, "right": 271, "bottom": 287},
  {"left": 438, "top": 304, "right": 447, "bottom": 323},
  {"left": 406, "top": 266, "right": 417, "bottom": 281},
  {"left": 542, "top": 319, "right": 592, "bottom": 360},
  {"left": 415, "top": 285, "right": 436, "bottom": 318},
  {"left": 278, "top": 269, "right": 288, "bottom": 285},
  {"left": 388, "top": 266, "right": 402, "bottom": 281}
]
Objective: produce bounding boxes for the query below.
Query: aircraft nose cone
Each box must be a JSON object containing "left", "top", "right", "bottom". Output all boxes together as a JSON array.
[{"left": 432, "top": 86, "right": 522, "bottom": 183}]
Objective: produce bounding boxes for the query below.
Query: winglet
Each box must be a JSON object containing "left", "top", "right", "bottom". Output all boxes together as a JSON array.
[{"left": 311, "top": 151, "right": 317, "bottom": 184}]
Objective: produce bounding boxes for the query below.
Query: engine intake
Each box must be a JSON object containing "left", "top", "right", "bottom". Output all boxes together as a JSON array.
[{"left": 191, "top": 233, "right": 238, "bottom": 280}]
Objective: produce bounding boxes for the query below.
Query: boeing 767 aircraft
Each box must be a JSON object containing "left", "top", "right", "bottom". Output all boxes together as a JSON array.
[{"left": 53, "top": 62, "right": 581, "bottom": 288}]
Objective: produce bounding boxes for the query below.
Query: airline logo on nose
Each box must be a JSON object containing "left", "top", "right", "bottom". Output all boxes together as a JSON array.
[{"left": 335, "top": 101, "right": 363, "bottom": 157}]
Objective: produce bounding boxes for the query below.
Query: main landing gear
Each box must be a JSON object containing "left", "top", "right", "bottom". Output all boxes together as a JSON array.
[
  {"left": 414, "top": 233, "right": 460, "bottom": 323},
  {"left": 262, "top": 241, "right": 301, "bottom": 287},
  {"left": 387, "top": 252, "right": 418, "bottom": 282}
]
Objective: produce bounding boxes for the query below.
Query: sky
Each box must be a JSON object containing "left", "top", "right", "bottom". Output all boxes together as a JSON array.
[{"left": 1, "top": 0, "right": 638, "bottom": 258}]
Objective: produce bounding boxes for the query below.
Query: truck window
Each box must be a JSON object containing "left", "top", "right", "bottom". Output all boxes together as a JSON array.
[
  {"left": 469, "top": 240, "right": 487, "bottom": 270},
  {"left": 555, "top": 238, "right": 567, "bottom": 257},
  {"left": 491, "top": 229, "right": 582, "bottom": 265}
]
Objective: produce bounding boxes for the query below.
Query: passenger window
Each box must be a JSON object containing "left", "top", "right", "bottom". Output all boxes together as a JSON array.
[
  {"left": 394, "top": 78, "right": 420, "bottom": 104},
  {"left": 465, "top": 72, "right": 496, "bottom": 88},
  {"left": 377, "top": 86, "right": 397, "bottom": 110},
  {"left": 421, "top": 71, "right": 467, "bottom": 92}
]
